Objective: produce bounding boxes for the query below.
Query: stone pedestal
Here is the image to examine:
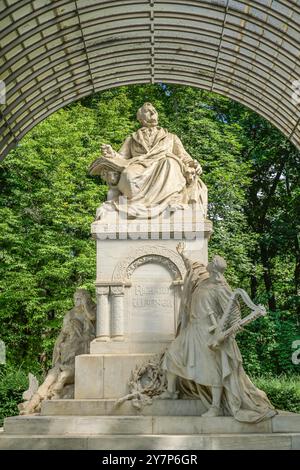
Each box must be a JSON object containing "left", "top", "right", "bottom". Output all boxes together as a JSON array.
[
  {"left": 75, "top": 209, "right": 213, "bottom": 399},
  {"left": 1, "top": 411, "right": 300, "bottom": 450},
  {"left": 75, "top": 354, "right": 154, "bottom": 399}
]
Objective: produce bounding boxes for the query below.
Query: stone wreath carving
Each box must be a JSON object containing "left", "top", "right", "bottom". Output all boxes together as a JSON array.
[
  {"left": 115, "top": 353, "right": 167, "bottom": 411},
  {"left": 112, "top": 245, "right": 186, "bottom": 282}
]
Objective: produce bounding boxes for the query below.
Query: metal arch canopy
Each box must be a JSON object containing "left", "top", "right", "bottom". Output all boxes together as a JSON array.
[{"left": 0, "top": 0, "right": 300, "bottom": 160}]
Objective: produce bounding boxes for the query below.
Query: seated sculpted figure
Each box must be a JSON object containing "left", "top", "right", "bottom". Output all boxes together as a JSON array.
[
  {"left": 90, "top": 102, "right": 207, "bottom": 219},
  {"left": 18, "top": 289, "right": 96, "bottom": 415},
  {"left": 161, "top": 243, "right": 277, "bottom": 423}
]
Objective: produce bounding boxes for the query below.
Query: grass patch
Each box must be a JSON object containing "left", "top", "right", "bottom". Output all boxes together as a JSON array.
[{"left": 253, "top": 374, "right": 300, "bottom": 413}]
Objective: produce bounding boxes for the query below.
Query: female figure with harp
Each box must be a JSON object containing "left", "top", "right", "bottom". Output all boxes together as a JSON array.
[{"left": 161, "top": 244, "right": 276, "bottom": 423}]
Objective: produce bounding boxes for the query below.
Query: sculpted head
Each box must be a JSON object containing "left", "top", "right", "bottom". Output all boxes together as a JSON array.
[
  {"left": 137, "top": 102, "right": 158, "bottom": 128},
  {"left": 102, "top": 169, "right": 120, "bottom": 186},
  {"left": 73, "top": 289, "right": 92, "bottom": 310},
  {"left": 207, "top": 256, "right": 227, "bottom": 279},
  {"left": 73, "top": 288, "right": 96, "bottom": 322}
]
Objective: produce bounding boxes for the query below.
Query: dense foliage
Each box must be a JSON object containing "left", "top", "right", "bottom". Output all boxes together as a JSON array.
[
  {"left": 0, "top": 85, "right": 299, "bottom": 418},
  {"left": 254, "top": 375, "right": 300, "bottom": 414}
]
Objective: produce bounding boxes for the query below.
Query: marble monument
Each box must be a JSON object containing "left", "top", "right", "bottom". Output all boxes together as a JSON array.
[
  {"left": 18, "top": 103, "right": 276, "bottom": 423},
  {"left": 74, "top": 103, "right": 212, "bottom": 399},
  {"left": 4, "top": 103, "right": 299, "bottom": 450}
]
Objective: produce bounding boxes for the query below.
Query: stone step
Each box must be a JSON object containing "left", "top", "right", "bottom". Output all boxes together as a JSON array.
[
  {"left": 0, "top": 431, "right": 299, "bottom": 450},
  {"left": 4, "top": 413, "right": 300, "bottom": 436},
  {"left": 41, "top": 399, "right": 207, "bottom": 416}
]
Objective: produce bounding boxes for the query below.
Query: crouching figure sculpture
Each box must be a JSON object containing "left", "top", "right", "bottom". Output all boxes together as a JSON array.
[{"left": 18, "top": 289, "right": 95, "bottom": 415}]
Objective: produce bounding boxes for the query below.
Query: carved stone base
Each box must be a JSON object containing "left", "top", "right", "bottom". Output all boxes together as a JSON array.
[
  {"left": 90, "top": 340, "right": 170, "bottom": 355},
  {"left": 74, "top": 353, "right": 156, "bottom": 399},
  {"left": 76, "top": 213, "right": 213, "bottom": 400},
  {"left": 92, "top": 216, "right": 213, "bottom": 354},
  {"left": 1, "top": 412, "right": 300, "bottom": 450},
  {"left": 41, "top": 398, "right": 207, "bottom": 416}
]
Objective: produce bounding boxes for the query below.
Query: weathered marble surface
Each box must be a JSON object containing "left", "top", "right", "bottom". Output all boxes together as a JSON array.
[
  {"left": 90, "top": 103, "right": 207, "bottom": 220},
  {"left": 18, "top": 290, "right": 96, "bottom": 414},
  {"left": 74, "top": 354, "right": 155, "bottom": 399},
  {"left": 1, "top": 412, "right": 299, "bottom": 450},
  {"left": 91, "top": 220, "right": 212, "bottom": 354},
  {"left": 161, "top": 248, "right": 276, "bottom": 423}
]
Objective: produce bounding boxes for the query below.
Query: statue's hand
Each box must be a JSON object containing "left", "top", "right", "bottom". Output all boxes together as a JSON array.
[
  {"left": 101, "top": 144, "right": 115, "bottom": 158},
  {"left": 95, "top": 202, "right": 114, "bottom": 220},
  {"left": 208, "top": 341, "right": 220, "bottom": 351},
  {"left": 184, "top": 160, "right": 202, "bottom": 183},
  {"left": 193, "top": 159, "right": 202, "bottom": 175},
  {"left": 96, "top": 206, "right": 106, "bottom": 220},
  {"left": 208, "top": 331, "right": 225, "bottom": 350},
  {"left": 176, "top": 242, "right": 186, "bottom": 256}
]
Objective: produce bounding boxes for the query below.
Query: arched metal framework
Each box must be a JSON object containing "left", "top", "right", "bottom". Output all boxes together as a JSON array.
[{"left": 0, "top": 0, "right": 300, "bottom": 160}]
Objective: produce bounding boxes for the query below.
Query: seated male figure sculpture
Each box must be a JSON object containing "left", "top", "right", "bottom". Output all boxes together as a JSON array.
[{"left": 90, "top": 102, "right": 207, "bottom": 219}]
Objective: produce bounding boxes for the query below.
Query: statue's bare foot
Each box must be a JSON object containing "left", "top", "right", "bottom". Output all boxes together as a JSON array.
[
  {"left": 18, "top": 394, "right": 41, "bottom": 415},
  {"left": 158, "top": 390, "right": 179, "bottom": 400},
  {"left": 201, "top": 406, "right": 222, "bottom": 417},
  {"left": 95, "top": 202, "right": 114, "bottom": 220}
]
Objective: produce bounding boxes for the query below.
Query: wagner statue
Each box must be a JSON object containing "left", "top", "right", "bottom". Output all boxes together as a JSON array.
[{"left": 90, "top": 102, "right": 207, "bottom": 219}]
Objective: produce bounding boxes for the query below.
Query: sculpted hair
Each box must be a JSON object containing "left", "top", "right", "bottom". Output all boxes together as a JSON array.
[
  {"left": 74, "top": 289, "right": 96, "bottom": 320},
  {"left": 136, "top": 102, "right": 153, "bottom": 123},
  {"left": 209, "top": 255, "right": 230, "bottom": 286},
  {"left": 212, "top": 255, "right": 227, "bottom": 273}
]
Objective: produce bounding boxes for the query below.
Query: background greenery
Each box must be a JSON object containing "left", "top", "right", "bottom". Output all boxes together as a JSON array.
[{"left": 0, "top": 84, "right": 299, "bottom": 422}]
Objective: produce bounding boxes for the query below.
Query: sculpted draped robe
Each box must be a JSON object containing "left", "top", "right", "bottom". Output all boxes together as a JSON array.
[
  {"left": 162, "top": 270, "right": 277, "bottom": 423},
  {"left": 97, "top": 127, "right": 207, "bottom": 218}
]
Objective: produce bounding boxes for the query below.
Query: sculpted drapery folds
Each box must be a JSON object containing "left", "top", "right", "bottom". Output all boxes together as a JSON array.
[
  {"left": 18, "top": 290, "right": 96, "bottom": 415},
  {"left": 161, "top": 244, "right": 277, "bottom": 423},
  {"left": 90, "top": 102, "right": 207, "bottom": 219}
]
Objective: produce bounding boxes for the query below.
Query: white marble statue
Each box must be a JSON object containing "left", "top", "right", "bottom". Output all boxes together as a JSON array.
[
  {"left": 160, "top": 243, "right": 277, "bottom": 423},
  {"left": 18, "top": 289, "right": 96, "bottom": 415},
  {"left": 90, "top": 102, "right": 207, "bottom": 219}
]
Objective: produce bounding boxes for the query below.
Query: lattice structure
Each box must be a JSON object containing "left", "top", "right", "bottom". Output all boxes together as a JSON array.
[{"left": 0, "top": 0, "right": 300, "bottom": 159}]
